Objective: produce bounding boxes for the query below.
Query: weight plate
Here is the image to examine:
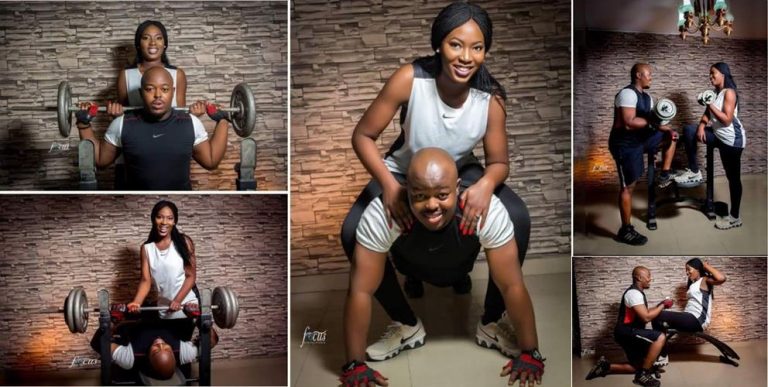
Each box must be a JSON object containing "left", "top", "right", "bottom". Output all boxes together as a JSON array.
[
  {"left": 57, "top": 81, "right": 72, "bottom": 137},
  {"left": 654, "top": 98, "right": 677, "bottom": 121},
  {"left": 230, "top": 83, "right": 256, "bottom": 138},
  {"left": 212, "top": 286, "right": 239, "bottom": 329},
  {"left": 64, "top": 287, "right": 88, "bottom": 333}
]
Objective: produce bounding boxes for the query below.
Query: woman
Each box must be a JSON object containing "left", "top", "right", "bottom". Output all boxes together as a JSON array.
[
  {"left": 338, "top": 2, "right": 535, "bottom": 386},
  {"left": 340, "top": 0, "right": 530, "bottom": 334},
  {"left": 675, "top": 63, "right": 746, "bottom": 229},
  {"left": 128, "top": 200, "right": 199, "bottom": 334},
  {"left": 651, "top": 258, "right": 726, "bottom": 365},
  {"left": 106, "top": 20, "right": 188, "bottom": 116}
]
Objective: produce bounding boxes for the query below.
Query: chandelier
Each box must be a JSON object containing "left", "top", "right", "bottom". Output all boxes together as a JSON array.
[{"left": 678, "top": 0, "right": 734, "bottom": 44}]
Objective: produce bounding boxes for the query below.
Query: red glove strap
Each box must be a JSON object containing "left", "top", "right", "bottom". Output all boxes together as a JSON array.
[
  {"left": 206, "top": 104, "right": 218, "bottom": 115},
  {"left": 88, "top": 104, "right": 98, "bottom": 116}
]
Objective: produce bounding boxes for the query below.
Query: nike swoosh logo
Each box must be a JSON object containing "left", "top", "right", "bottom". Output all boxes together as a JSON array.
[
  {"left": 400, "top": 327, "right": 421, "bottom": 344},
  {"left": 442, "top": 114, "right": 454, "bottom": 119},
  {"left": 479, "top": 326, "right": 499, "bottom": 342},
  {"left": 153, "top": 134, "right": 166, "bottom": 138},
  {"left": 427, "top": 245, "right": 443, "bottom": 253}
]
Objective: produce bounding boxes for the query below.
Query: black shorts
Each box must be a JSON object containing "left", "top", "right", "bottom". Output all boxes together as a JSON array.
[
  {"left": 610, "top": 130, "right": 665, "bottom": 187},
  {"left": 614, "top": 327, "right": 663, "bottom": 366}
]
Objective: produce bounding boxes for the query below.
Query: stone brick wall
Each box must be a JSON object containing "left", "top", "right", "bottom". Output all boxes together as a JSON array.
[
  {"left": 0, "top": 194, "right": 287, "bottom": 372},
  {"left": 291, "top": 0, "right": 571, "bottom": 276},
  {"left": 574, "top": 256, "right": 767, "bottom": 355},
  {"left": 0, "top": 1, "right": 287, "bottom": 190},
  {"left": 574, "top": 31, "right": 767, "bottom": 191}
]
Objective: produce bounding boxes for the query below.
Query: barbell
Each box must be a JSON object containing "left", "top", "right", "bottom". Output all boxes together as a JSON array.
[
  {"left": 697, "top": 90, "right": 716, "bottom": 106},
  {"left": 57, "top": 81, "right": 257, "bottom": 138},
  {"left": 653, "top": 98, "right": 677, "bottom": 125},
  {"left": 62, "top": 286, "right": 239, "bottom": 334}
]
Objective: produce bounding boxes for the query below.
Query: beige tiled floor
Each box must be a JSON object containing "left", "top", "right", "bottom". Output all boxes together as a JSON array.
[
  {"left": 574, "top": 175, "right": 767, "bottom": 255},
  {"left": 0, "top": 356, "right": 287, "bottom": 386},
  {"left": 291, "top": 271, "right": 570, "bottom": 387},
  {"left": 572, "top": 340, "right": 767, "bottom": 387}
]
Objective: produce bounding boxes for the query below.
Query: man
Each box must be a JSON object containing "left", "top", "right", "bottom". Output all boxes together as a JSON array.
[
  {"left": 609, "top": 63, "right": 678, "bottom": 245},
  {"left": 76, "top": 66, "right": 231, "bottom": 190},
  {"left": 90, "top": 312, "right": 219, "bottom": 381},
  {"left": 340, "top": 147, "right": 545, "bottom": 387},
  {"left": 585, "top": 266, "right": 673, "bottom": 387}
]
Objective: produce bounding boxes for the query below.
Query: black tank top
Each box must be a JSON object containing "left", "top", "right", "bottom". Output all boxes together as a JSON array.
[
  {"left": 615, "top": 284, "right": 648, "bottom": 336},
  {"left": 390, "top": 201, "right": 482, "bottom": 286},
  {"left": 121, "top": 110, "right": 196, "bottom": 190},
  {"left": 609, "top": 85, "right": 654, "bottom": 149}
]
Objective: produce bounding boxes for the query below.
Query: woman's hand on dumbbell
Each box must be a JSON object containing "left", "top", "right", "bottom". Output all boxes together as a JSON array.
[
  {"left": 126, "top": 301, "right": 141, "bottom": 314},
  {"left": 169, "top": 300, "right": 183, "bottom": 311},
  {"left": 106, "top": 100, "right": 124, "bottom": 118},
  {"left": 189, "top": 100, "right": 207, "bottom": 117}
]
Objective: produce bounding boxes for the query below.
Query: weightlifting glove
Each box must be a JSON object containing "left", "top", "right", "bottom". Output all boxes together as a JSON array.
[
  {"left": 183, "top": 303, "right": 201, "bottom": 318},
  {"left": 206, "top": 104, "right": 230, "bottom": 123},
  {"left": 339, "top": 360, "right": 386, "bottom": 387},
  {"left": 110, "top": 303, "right": 126, "bottom": 323},
  {"left": 505, "top": 351, "right": 545, "bottom": 380},
  {"left": 75, "top": 104, "right": 99, "bottom": 126},
  {"left": 659, "top": 298, "right": 674, "bottom": 309}
]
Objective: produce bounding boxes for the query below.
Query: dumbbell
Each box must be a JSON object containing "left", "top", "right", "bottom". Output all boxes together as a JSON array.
[
  {"left": 57, "top": 81, "right": 257, "bottom": 138},
  {"left": 653, "top": 98, "right": 677, "bottom": 126},
  {"left": 697, "top": 90, "right": 716, "bottom": 106},
  {"left": 60, "top": 286, "right": 239, "bottom": 333}
]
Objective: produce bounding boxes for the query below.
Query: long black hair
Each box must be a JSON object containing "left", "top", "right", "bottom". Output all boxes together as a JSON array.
[
  {"left": 413, "top": 2, "right": 506, "bottom": 100},
  {"left": 712, "top": 62, "right": 738, "bottom": 108},
  {"left": 144, "top": 200, "right": 191, "bottom": 267},
  {"left": 133, "top": 20, "right": 174, "bottom": 67},
  {"left": 686, "top": 258, "right": 713, "bottom": 298}
]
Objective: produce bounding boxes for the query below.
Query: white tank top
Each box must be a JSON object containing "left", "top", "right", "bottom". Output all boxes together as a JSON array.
[
  {"left": 124, "top": 66, "right": 178, "bottom": 107},
  {"left": 144, "top": 241, "right": 196, "bottom": 319},
  {"left": 383, "top": 64, "right": 492, "bottom": 174},
  {"left": 709, "top": 88, "right": 745, "bottom": 148},
  {"left": 684, "top": 277, "right": 713, "bottom": 329}
]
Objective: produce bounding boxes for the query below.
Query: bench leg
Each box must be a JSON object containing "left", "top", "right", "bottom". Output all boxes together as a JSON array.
[
  {"left": 647, "top": 151, "right": 657, "bottom": 230},
  {"left": 702, "top": 143, "right": 716, "bottom": 219}
]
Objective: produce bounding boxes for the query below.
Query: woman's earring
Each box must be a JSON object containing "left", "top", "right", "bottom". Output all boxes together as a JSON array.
[{"left": 436, "top": 48, "right": 440, "bottom": 53}]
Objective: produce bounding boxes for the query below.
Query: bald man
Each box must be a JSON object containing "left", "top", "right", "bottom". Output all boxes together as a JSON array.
[
  {"left": 340, "top": 147, "right": 544, "bottom": 387},
  {"left": 90, "top": 318, "right": 218, "bottom": 381},
  {"left": 609, "top": 63, "right": 677, "bottom": 245},
  {"left": 586, "top": 266, "right": 672, "bottom": 387},
  {"left": 75, "top": 66, "right": 231, "bottom": 190}
]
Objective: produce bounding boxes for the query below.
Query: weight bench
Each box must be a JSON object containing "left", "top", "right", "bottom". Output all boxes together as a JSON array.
[
  {"left": 645, "top": 141, "right": 716, "bottom": 230},
  {"left": 664, "top": 328, "right": 740, "bottom": 367},
  {"left": 96, "top": 289, "right": 215, "bottom": 386}
]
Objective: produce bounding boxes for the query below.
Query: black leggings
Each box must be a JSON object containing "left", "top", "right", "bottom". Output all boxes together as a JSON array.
[
  {"left": 340, "top": 163, "right": 531, "bottom": 325},
  {"left": 681, "top": 124, "right": 744, "bottom": 218},
  {"left": 651, "top": 310, "right": 703, "bottom": 357}
]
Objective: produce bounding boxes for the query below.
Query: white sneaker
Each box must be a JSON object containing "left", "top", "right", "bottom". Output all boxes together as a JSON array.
[
  {"left": 475, "top": 311, "right": 520, "bottom": 357},
  {"left": 715, "top": 215, "right": 742, "bottom": 230},
  {"left": 673, "top": 168, "right": 703, "bottom": 187},
  {"left": 653, "top": 354, "right": 669, "bottom": 367},
  {"left": 366, "top": 319, "right": 425, "bottom": 361}
]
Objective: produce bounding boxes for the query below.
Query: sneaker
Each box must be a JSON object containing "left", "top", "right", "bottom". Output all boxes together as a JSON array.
[
  {"left": 653, "top": 354, "right": 669, "bottom": 368},
  {"left": 673, "top": 168, "right": 703, "bottom": 187},
  {"left": 403, "top": 276, "right": 424, "bottom": 298},
  {"left": 616, "top": 225, "right": 648, "bottom": 246},
  {"left": 366, "top": 319, "right": 426, "bottom": 361},
  {"left": 657, "top": 173, "right": 674, "bottom": 189},
  {"left": 452, "top": 274, "right": 472, "bottom": 294},
  {"left": 585, "top": 356, "right": 610, "bottom": 380},
  {"left": 475, "top": 311, "right": 519, "bottom": 357},
  {"left": 715, "top": 215, "right": 742, "bottom": 230},
  {"left": 633, "top": 369, "right": 661, "bottom": 387}
]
